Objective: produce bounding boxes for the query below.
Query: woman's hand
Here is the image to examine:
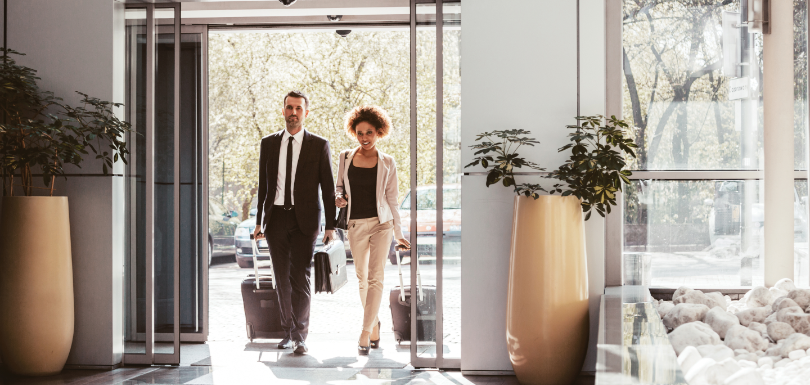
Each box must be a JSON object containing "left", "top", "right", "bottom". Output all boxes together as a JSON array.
[
  {"left": 335, "top": 195, "right": 347, "bottom": 208},
  {"left": 396, "top": 238, "right": 410, "bottom": 250}
]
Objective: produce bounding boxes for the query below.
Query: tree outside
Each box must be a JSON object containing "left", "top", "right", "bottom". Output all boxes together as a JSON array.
[
  {"left": 208, "top": 29, "right": 461, "bottom": 221},
  {"left": 621, "top": 0, "right": 808, "bottom": 287}
]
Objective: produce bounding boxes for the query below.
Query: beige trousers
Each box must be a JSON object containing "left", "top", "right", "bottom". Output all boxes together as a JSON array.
[{"left": 347, "top": 217, "right": 394, "bottom": 333}]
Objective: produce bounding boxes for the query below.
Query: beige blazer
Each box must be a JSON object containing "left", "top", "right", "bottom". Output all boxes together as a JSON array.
[{"left": 336, "top": 147, "right": 404, "bottom": 240}]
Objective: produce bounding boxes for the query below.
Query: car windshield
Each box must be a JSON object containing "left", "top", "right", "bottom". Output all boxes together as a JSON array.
[{"left": 400, "top": 188, "right": 460, "bottom": 210}]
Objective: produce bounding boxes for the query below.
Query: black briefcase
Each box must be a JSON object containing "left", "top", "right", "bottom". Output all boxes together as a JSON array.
[{"left": 314, "top": 239, "right": 348, "bottom": 294}]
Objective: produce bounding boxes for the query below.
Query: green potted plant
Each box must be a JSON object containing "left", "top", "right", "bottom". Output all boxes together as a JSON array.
[
  {"left": 0, "top": 49, "right": 132, "bottom": 376},
  {"left": 465, "top": 115, "right": 636, "bottom": 385}
]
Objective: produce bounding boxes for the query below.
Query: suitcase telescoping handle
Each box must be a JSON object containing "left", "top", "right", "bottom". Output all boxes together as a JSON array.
[
  {"left": 250, "top": 232, "right": 276, "bottom": 290},
  {"left": 394, "top": 244, "right": 422, "bottom": 302}
]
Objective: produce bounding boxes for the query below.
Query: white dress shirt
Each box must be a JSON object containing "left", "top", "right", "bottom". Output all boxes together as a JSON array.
[{"left": 273, "top": 128, "right": 304, "bottom": 205}]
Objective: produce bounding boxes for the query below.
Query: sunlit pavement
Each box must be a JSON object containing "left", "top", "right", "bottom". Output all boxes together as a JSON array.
[
  {"left": 207, "top": 256, "right": 461, "bottom": 367},
  {"left": 644, "top": 242, "right": 809, "bottom": 288}
]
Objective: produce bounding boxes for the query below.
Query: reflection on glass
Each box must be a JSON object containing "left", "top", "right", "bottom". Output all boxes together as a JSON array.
[
  {"left": 125, "top": 6, "right": 147, "bottom": 355},
  {"left": 179, "top": 33, "right": 204, "bottom": 333},
  {"left": 154, "top": 8, "right": 175, "bottom": 353},
  {"left": 622, "top": 1, "right": 763, "bottom": 170},
  {"left": 414, "top": 2, "right": 439, "bottom": 357},
  {"left": 441, "top": 1, "right": 461, "bottom": 360},
  {"left": 623, "top": 180, "right": 765, "bottom": 287},
  {"left": 795, "top": 1, "right": 807, "bottom": 170},
  {"left": 795, "top": 181, "right": 808, "bottom": 287}
]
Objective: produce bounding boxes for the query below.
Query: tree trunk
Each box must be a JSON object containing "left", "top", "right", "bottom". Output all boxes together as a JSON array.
[{"left": 241, "top": 186, "right": 257, "bottom": 221}]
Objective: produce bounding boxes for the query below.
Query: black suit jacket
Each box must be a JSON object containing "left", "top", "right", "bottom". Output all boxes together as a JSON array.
[{"left": 256, "top": 129, "right": 336, "bottom": 236}]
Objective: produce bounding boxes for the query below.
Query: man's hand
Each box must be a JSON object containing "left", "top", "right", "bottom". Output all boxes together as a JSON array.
[
  {"left": 322, "top": 229, "right": 336, "bottom": 245},
  {"left": 253, "top": 225, "right": 264, "bottom": 240}
]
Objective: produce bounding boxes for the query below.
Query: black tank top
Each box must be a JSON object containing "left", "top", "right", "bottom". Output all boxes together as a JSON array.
[{"left": 348, "top": 159, "right": 378, "bottom": 220}]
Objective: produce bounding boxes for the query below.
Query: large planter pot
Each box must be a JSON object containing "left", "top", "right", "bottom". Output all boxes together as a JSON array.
[
  {"left": 507, "top": 195, "right": 589, "bottom": 385},
  {"left": 0, "top": 197, "right": 74, "bottom": 376}
]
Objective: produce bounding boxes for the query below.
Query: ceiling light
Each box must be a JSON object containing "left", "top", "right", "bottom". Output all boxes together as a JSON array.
[
  {"left": 327, "top": 15, "right": 342, "bottom": 22},
  {"left": 279, "top": 0, "right": 297, "bottom": 6},
  {"left": 336, "top": 30, "right": 351, "bottom": 37}
]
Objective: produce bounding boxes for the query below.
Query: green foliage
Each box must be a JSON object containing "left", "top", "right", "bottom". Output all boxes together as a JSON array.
[
  {"left": 0, "top": 49, "right": 132, "bottom": 196},
  {"left": 548, "top": 115, "right": 638, "bottom": 220},
  {"left": 464, "top": 129, "right": 546, "bottom": 199},
  {"left": 208, "top": 31, "right": 461, "bottom": 218}
]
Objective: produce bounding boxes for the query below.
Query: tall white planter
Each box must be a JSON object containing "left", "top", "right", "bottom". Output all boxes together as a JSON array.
[
  {"left": 506, "top": 195, "right": 589, "bottom": 385},
  {"left": 0, "top": 197, "right": 74, "bottom": 376}
]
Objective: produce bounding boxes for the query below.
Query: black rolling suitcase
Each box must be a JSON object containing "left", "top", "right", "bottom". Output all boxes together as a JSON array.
[
  {"left": 389, "top": 246, "right": 437, "bottom": 343},
  {"left": 241, "top": 234, "right": 286, "bottom": 342}
]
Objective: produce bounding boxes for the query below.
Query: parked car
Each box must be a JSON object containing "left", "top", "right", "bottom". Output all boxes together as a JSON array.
[
  {"left": 209, "top": 198, "right": 240, "bottom": 265},
  {"left": 708, "top": 181, "right": 807, "bottom": 245},
  {"left": 233, "top": 212, "right": 350, "bottom": 268},
  {"left": 394, "top": 184, "right": 461, "bottom": 263}
]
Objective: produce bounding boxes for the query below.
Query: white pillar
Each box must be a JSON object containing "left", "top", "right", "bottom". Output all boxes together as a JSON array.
[{"left": 763, "top": 0, "right": 794, "bottom": 286}]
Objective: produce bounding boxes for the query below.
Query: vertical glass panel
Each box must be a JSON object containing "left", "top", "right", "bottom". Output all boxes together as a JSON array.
[
  {"left": 154, "top": 7, "right": 175, "bottom": 353},
  {"left": 415, "top": 2, "right": 439, "bottom": 357},
  {"left": 794, "top": 0, "right": 807, "bottom": 170},
  {"left": 622, "top": 1, "right": 763, "bottom": 170},
  {"left": 441, "top": 1, "right": 461, "bottom": 360},
  {"left": 794, "top": 180, "right": 808, "bottom": 287},
  {"left": 125, "top": 6, "right": 147, "bottom": 355},
  {"left": 180, "top": 32, "right": 204, "bottom": 333},
  {"left": 623, "top": 180, "right": 764, "bottom": 288}
]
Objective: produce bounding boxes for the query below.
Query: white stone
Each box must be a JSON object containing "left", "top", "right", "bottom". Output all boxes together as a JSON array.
[
  {"left": 735, "top": 352, "right": 759, "bottom": 362},
  {"left": 767, "top": 322, "right": 796, "bottom": 342},
  {"left": 763, "top": 312, "right": 778, "bottom": 325},
  {"left": 736, "top": 359, "right": 757, "bottom": 367},
  {"left": 775, "top": 278, "right": 797, "bottom": 292},
  {"left": 737, "top": 307, "right": 773, "bottom": 327},
  {"left": 677, "top": 345, "right": 702, "bottom": 374},
  {"left": 706, "top": 292, "right": 728, "bottom": 311},
  {"left": 705, "top": 306, "right": 741, "bottom": 339},
  {"left": 788, "top": 349, "right": 807, "bottom": 360},
  {"left": 787, "top": 289, "right": 810, "bottom": 309},
  {"left": 748, "top": 322, "right": 768, "bottom": 339},
  {"left": 770, "top": 287, "right": 788, "bottom": 300},
  {"left": 674, "top": 289, "right": 725, "bottom": 310},
  {"left": 772, "top": 297, "right": 800, "bottom": 313},
  {"left": 747, "top": 287, "right": 773, "bottom": 308},
  {"left": 723, "top": 368, "right": 765, "bottom": 385},
  {"left": 781, "top": 311, "right": 810, "bottom": 335},
  {"left": 757, "top": 356, "right": 773, "bottom": 368},
  {"left": 775, "top": 306, "right": 803, "bottom": 323},
  {"left": 780, "top": 333, "right": 810, "bottom": 358},
  {"left": 668, "top": 321, "right": 721, "bottom": 356},
  {"left": 697, "top": 344, "right": 734, "bottom": 362},
  {"left": 684, "top": 357, "right": 715, "bottom": 384},
  {"left": 725, "top": 325, "right": 768, "bottom": 352},
  {"left": 663, "top": 303, "right": 711, "bottom": 330},
  {"left": 774, "top": 358, "right": 791, "bottom": 368},
  {"left": 673, "top": 286, "right": 693, "bottom": 301},
  {"left": 657, "top": 301, "right": 675, "bottom": 319}
]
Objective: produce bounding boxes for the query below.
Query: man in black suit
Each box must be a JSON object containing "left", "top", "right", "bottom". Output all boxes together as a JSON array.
[{"left": 253, "top": 90, "right": 336, "bottom": 354}]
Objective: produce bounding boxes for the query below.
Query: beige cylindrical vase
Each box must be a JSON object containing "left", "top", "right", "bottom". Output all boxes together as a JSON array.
[
  {"left": 0, "top": 197, "right": 74, "bottom": 376},
  {"left": 507, "top": 195, "right": 589, "bottom": 385}
]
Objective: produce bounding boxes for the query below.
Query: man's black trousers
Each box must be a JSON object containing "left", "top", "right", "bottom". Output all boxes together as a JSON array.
[{"left": 265, "top": 206, "right": 317, "bottom": 342}]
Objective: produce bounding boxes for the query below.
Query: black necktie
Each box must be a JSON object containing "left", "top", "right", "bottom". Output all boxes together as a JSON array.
[{"left": 284, "top": 137, "right": 293, "bottom": 209}]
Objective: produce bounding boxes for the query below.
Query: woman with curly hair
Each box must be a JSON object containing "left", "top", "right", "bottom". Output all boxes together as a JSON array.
[{"left": 334, "top": 105, "right": 410, "bottom": 355}]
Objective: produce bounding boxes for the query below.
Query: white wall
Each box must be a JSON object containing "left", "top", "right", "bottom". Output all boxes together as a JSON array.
[
  {"left": 4, "top": 0, "right": 126, "bottom": 367},
  {"left": 461, "top": 0, "right": 606, "bottom": 373}
]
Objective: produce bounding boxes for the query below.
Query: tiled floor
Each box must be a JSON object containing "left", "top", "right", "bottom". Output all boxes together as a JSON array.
[{"left": 0, "top": 366, "right": 595, "bottom": 385}]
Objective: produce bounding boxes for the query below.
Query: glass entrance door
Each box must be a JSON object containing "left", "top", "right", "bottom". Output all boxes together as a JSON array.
[
  {"left": 124, "top": 4, "right": 207, "bottom": 365},
  {"left": 409, "top": 0, "right": 461, "bottom": 369}
]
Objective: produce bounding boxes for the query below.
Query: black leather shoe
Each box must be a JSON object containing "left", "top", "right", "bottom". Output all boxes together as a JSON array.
[
  {"left": 278, "top": 338, "right": 294, "bottom": 349},
  {"left": 294, "top": 340, "right": 308, "bottom": 354}
]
